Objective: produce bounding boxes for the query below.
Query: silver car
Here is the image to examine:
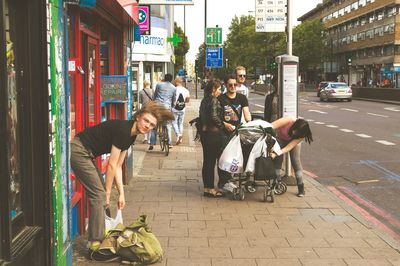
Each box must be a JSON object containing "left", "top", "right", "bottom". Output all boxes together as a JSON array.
[{"left": 319, "top": 82, "right": 352, "bottom": 102}]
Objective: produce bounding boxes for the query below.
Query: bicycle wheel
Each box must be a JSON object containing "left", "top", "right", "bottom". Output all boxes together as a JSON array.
[
  {"left": 159, "top": 128, "right": 165, "bottom": 151},
  {"left": 162, "top": 126, "right": 169, "bottom": 156}
]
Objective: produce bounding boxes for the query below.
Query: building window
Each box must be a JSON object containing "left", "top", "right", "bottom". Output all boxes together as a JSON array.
[
  {"left": 359, "top": 0, "right": 366, "bottom": 7},
  {"left": 366, "top": 29, "right": 374, "bottom": 39},
  {"left": 369, "top": 13, "right": 375, "bottom": 23},
  {"left": 388, "top": 7, "right": 397, "bottom": 17},
  {"left": 339, "top": 8, "right": 344, "bottom": 16},
  {"left": 377, "top": 10, "right": 385, "bottom": 20},
  {"left": 351, "top": 2, "right": 359, "bottom": 11},
  {"left": 345, "top": 5, "right": 351, "bottom": 13},
  {"left": 358, "top": 32, "right": 366, "bottom": 40},
  {"left": 352, "top": 34, "right": 358, "bottom": 42}
]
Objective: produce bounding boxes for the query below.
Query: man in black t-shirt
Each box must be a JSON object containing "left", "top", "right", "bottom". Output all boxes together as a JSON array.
[
  {"left": 217, "top": 74, "right": 252, "bottom": 190},
  {"left": 70, "top": 102, "right": 174, "bottom": 260}
]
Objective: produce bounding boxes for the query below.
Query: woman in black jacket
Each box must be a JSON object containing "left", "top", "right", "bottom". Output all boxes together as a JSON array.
[{"left": 199, "top": 79, "right": 225, "bottom": 197}]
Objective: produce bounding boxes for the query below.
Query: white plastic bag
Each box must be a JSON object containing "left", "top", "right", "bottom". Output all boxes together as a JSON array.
[
  {"left": 218, "top": 135, "right": 244, "bottom": 173},
  {"left": 245, "top": 135, "right": 282, "bottom": 174},
  {"left": 245, "top": 136, "right": 267, "bottom": 174},
  {"left": 105, "top": 209, "right": 123, "bottom": 233}
]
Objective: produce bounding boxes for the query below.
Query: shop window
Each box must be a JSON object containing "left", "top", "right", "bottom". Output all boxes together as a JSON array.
[
  {"left": 80, "top": 11, "right": 96, "bottom": 33},
  {"left": 100, "top": 28, "right": 109, "bottom": 75},
  {"left": 5, "top": 0, "right": 22, "bottom": 223}
]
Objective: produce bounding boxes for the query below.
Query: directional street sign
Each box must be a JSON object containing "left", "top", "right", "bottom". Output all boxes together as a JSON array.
[
  {"left": 206, "top": 47, "right": 223, "bottom": 68},
  {"left": 206, "top": 27, "right": 222, "bottom": 45}
]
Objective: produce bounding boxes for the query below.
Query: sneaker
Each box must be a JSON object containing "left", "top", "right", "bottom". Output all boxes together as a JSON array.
[
  {"left": 168, "top": 145, "right": 173, "bottom": 149},
  {"left": 148, "top": 145, "right": 154, "bottom": 151},
  {"left": 176, "top": 136, "right": 183, "bottom": 145},
  {"left": 222, "top": 182, "right": 237, "bottom": 193},
  {"left": 297, "top": 184, "right": 305, "bottom": 197}
]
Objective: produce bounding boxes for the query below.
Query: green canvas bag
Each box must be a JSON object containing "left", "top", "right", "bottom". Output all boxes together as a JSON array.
[{"left": 116, "top": 215, "right": 163, "bottom": 265}]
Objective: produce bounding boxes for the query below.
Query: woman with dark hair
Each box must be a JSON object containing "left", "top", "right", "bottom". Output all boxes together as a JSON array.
[
  {"left": 270, "top": 117, "right": 313, "bottom": 197},
  {"left": 199, "top": 78, "right": 225, "bottom": 197}
]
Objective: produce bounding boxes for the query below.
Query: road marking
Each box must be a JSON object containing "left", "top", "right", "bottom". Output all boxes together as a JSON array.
[
  {"left": 253, "top": 103, "right": 264, "bottom": 108},
  {"left": 306, "top": 119, "right": 314, "bottom": 122},
  {"left": 356, "top": 179, "right": 380, "bottom": 184},
  {"left": 384, "top": 107, "right": 400, "bottom": 112},
  {"left": 326, "top": 125, "right": 338, "bottom": 128},
  {"left": 328, "top": 186, "right": 400, "bottom": 242},
  {"left": 308, "top": 109, "right": 327, "bottom": 114},
  {"left": 303, "top": 169, "right": 319, "bottom": 179},
  {"left": 340, "top": 129, "right": 354, "bottom": 133},
  {"left": 356, "top": 134, "right": 372, "bottom": 138},
  {"left": 338, "top": 186, "right": 400, "bottom": 236},
  {"left": 341, "top": 108, "right": 359, "bottom": 112},
  {"left": 367, "top": 112, "right": 389, "bottom": 118},
  {"left": 360, "top": 160, "right": 400, "bottom": 181},
  {"left": 314, "top": 121, "right": 325, "bottom": 125},
  {"left": 375, "top": 140, "right": 396, "bottom": 146}
]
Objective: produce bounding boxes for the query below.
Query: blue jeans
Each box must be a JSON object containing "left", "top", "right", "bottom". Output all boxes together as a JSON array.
[
  {"left": 150, "top": 122, "right": 172, "bottom": 145},
  {"left": 172, "top": 110, "right": 185, "bottom": 137}
]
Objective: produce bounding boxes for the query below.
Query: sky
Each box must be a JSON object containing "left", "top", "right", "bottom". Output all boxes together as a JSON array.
[{"left": 174, "top": 0, "right": 323, "bottom": 62}]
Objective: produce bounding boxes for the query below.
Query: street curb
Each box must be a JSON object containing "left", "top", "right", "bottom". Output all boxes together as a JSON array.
[{"left": 304, "top": 174, "right": 400, "bottom": 252}]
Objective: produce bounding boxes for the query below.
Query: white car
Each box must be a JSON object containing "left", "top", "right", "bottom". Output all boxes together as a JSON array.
[{"left": 319, "top": 82, "right": 352, "bottom": 102}]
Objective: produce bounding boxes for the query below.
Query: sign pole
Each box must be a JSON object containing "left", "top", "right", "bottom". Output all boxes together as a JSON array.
[{"left": 287, "top": 0, "right": 293, "bottom": 55}]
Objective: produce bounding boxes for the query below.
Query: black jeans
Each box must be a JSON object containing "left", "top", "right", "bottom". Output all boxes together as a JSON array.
[{"left": 200, "top": 131, "right": 224, "bottom": 189}]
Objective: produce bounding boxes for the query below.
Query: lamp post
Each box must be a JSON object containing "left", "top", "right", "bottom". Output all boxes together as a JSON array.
[{"left": 225, "top": 58, "right": 228, "bottom": 69}]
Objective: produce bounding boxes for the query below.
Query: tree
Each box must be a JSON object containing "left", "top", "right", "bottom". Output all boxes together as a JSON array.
[
  {"left": 173, "top": 22, "right": 190, "bottom": 74},
  {"left": 292, "top": 19, "right": 327, "bottom": 82}
]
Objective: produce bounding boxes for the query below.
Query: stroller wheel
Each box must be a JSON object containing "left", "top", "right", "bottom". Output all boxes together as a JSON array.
[
  {"left": 245, "top": 181, "right": 257, "bottom": 193},
  {"left": 274, "top": 182, "right": 287, "bottom": 195},
  {"left": 232, "top": 187, "right": 239, "bottom": 200},
  {"left": 263, "top": 187, "right": 274, "bottom": 203},
  {"left": 239, "top": 187, "right": 245, "bottom": 201}
]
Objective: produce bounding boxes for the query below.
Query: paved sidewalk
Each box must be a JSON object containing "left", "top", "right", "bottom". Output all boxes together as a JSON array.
[{"left": 73, "top": 97, "right": 400, "bottom": 266}]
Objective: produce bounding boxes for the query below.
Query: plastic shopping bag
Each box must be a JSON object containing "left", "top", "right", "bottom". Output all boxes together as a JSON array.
[
  {"left": 218, "top": 135, "right": 244, "bottom": 174},
  {"left": 105, "top": 209, "right": 123, "bottom": 233},
  {"left": 245, "top": 136, "right": 266, "bottom": 174}
]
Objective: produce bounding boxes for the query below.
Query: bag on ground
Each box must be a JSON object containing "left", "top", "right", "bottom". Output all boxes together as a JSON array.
[
  {"left": 218, "top": 134, "right": 243, "bottom": 174},
  {"left": 174, "top": 93, "right": 186, "bottom": 110},
  {"left": 116, "top": 215, "right": 163, "bottom": 264}
]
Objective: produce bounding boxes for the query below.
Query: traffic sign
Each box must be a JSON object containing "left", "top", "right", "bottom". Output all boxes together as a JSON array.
[
  {"left": 206, "top": 27, "right": 222, "bottom": 45},
  {"left": 206, "top": 47, "right": 223, "bottom": 68}
]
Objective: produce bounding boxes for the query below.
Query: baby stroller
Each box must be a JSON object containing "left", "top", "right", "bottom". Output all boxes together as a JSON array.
[{"left": 219, "top": 120, "right": 287, "bottom": 202}]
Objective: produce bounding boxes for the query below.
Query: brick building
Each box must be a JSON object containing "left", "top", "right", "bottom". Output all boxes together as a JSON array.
[{"left": 299, "top": 0, "right": 400, "bottom": 88}]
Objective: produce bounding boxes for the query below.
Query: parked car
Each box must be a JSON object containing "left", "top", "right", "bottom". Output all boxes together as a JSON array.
[
  {"left": 319, "top": 82, "right": 352, "bottom": 102},
  {"left": 316, "top": 81, "right": 329, "bottom": 97}
]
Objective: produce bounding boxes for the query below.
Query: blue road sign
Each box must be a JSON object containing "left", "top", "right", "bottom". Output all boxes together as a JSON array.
[{"left": 206, "top": 47, "right": 223, "bottom": 68}]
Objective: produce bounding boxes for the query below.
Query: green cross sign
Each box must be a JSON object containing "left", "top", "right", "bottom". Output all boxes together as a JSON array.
[
  {"left": 206, "top": 27, "right": 222, "bottom": 45},
  {"left": 167, "top": 33, "right": 182, "bottom": 46}
]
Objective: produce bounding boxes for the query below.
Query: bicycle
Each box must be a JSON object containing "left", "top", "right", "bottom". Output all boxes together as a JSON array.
[{"left": 158, "top": 123, "right": 169, "bottom": 156}]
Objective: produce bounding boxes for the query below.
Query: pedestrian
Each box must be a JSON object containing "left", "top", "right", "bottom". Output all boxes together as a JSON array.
[
  {"left": 139, "top": 80, "right": 153, "bottom": 144},
  {"left": 217, "top": 73, "right": 252, "bottom": 190},
  {"left": 149, "top": 73, "right": 176, "bottom": 150},
  {"left": 235, "top": 65, "right": 249, "bottom": 98},
  {"left": 172, "top": 77, "right": 190, "bottom": 145},
  {"left": 270, "top": 117, "right": 313, "bottom": 197},
  {"left": 199, "top": 78, "right": 225, "bottom": 197},
  {"left": 70, "top": 101, "right": 174, "bottom": 258},
  {"left": 264, "top": 76, "right": 279, "bottom": 122}
]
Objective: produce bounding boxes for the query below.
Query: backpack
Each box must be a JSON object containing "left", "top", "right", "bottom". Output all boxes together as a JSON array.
[
  {"left": 174, "top": 93, "right": 186, "bottom": 110},
  {"left": 117, "top": 215, "right": 163, "bottom": 264},
  {"left": 96, "top": 215, "right": 163, "bottom": 264}
]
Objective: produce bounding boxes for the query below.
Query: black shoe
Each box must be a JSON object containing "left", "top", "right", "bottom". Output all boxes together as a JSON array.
[
  {"left": 88, "top": 248, "right": 120, "bottom": 262},
  {"left": 148, "top": 145, "right": 154, "bottom": 150},
  {"left": 297, "top": 184, "right": 305, "bottom": 197}
]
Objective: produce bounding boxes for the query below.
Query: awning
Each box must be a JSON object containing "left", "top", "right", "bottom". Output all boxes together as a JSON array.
[{"left": 117, "top": 0, "right": 139, "bottom": 24}]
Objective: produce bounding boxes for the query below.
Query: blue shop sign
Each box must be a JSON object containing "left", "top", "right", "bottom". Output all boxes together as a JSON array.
[
  {"left": 394, "top": 66, "right": 400, "bottom": 73},
  {"left": 380, "top": 67, "right": 392, "bottom": 73}
]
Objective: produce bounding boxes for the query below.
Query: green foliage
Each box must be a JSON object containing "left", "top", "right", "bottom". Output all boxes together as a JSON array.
[
  {"left": 292, "top": 19, "right": 327, "bottom": 74},
  {"left": 173, "top": 22, "right": 190, "bottom": 74}
]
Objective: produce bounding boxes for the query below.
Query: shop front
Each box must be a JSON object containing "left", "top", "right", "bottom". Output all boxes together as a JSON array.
[{"left": 67, "top": 0, "right": 134, "bottom": 239}]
